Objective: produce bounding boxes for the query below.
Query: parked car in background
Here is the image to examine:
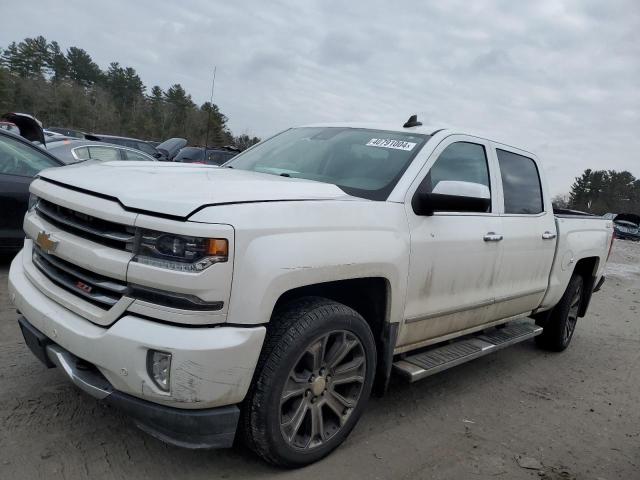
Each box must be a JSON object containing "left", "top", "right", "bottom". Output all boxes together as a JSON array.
[
  {"left": 613, "top": 220, "right": 640, "bottom": 240},
  {"left": 0, "top": 121, "right": 20, "bottom": 134},
  {"left": 46, "top": 140, "right": 157, "bottom": 164},
  {"left": 85, "top": 133, "right": 159, "bottom": 157},
  {"left": 1, "top": 112, "right": 45, "bottom": 145},
  {"left": 0, "top": 129, "right": 63, "bottom": 253},
  {"left": 173, "top": 145, "right": 240, "bottom": 165},
  {"left": 154, "top": 137, "right": 187, "bottom": 161},
  {"left": 46, "top": 127, "right": 86, "bottom": 139},
  {"left": 603, "top": 213, "right": 640, "bottom": 241},
  {"left": 43, "top": 130, "right": 64, "bottom": 138},
  {"left": 42, "top": 136, "right": 80, "bottom": 145}
]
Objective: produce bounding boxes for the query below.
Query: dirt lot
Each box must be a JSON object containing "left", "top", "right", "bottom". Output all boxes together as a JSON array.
[{"left": 0, "top": 241, "right": 638, "bottom": 480}]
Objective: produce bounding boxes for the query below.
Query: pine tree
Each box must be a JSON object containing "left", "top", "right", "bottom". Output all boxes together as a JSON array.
[{"left": 66, "top": 47, "right": 102, "bottom": 86}]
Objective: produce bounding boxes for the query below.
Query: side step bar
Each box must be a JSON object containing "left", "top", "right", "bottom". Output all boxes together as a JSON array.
[{"left": 393, "top": 322, "right": 542, "bottom": 382}]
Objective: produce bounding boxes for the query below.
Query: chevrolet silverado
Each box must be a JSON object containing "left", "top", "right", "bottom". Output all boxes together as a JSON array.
[{"left": 8, "top": 118, "right": 613, "bottom": 466}]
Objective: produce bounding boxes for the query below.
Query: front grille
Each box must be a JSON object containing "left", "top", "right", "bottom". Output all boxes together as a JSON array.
[
  {"left": 35, "top": 199, "right": 135, "bottom": 250},
  {"left": 32, "top": 246, "right": 128, "bottom": 309}
]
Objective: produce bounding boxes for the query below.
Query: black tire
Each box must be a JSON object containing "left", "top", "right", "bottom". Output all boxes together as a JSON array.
[
  {"left": 241, "top": 297, "right": 377, "bottom": 467},
  {"left": 535, "top": 274, "right": 584, "bottom": 351}
]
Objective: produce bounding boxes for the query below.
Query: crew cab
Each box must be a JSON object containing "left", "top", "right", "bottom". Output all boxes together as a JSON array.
[{"left": 8, "top": 119, "right": 613, "bottom": 467}]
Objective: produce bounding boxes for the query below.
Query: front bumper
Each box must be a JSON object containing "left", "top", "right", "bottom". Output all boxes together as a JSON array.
[
  {"left": 8, "top": 248, "right": 266, "bottom": 409},
  {"left": 19, "top": 317, "right": 239, "bottom": 448}
]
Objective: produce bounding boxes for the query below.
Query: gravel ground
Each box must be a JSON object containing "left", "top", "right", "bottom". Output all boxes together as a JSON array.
[{"left": 0, "top": 241, "right": 638, "bottom": 480}]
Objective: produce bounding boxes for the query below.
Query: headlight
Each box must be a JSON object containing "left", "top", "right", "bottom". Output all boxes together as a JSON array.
[
  {"left": 28, "top": 193, "right": 39, "bottom": 212},
  {"left": 133, "top": 229, "right": 228, "bottom": 272}
]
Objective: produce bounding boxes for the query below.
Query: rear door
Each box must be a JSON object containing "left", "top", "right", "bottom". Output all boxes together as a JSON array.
[
  {"left": 398, "top": 135, "right": 503, "bottom": 348},
  {"left": 490, "top": 145, "right": 556, "bottom": 318}
]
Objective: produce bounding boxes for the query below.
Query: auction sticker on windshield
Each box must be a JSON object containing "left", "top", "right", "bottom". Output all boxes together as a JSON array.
[{"left": 366, "top": 138, "right": 416, "bottom": 151}]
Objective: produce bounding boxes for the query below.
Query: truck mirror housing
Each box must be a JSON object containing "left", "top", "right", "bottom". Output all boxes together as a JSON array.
[{"left": 412, "top": 180, "right": 491, "bottom": 216}]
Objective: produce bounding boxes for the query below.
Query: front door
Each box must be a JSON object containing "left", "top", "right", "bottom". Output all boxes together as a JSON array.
[{"left": 398, "top": 136, "right": 502, "bottom": 349}]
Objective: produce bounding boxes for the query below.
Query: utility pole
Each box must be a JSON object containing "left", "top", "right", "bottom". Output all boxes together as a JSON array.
[{"left": 204, "top": 67, "right": 216, "bottom": 148}]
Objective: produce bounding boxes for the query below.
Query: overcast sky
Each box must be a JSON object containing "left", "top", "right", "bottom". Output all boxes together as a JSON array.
[{"left": 2, "top": 0, "right": 639, "bottom": 194}]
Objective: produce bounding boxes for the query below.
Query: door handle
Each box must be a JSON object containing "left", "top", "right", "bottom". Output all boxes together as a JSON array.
[
  {"left": 483, "top": 232, "right": 503, "bottom": 242},
  {"left": 541, "top": 231, "right": 557, "bottom": 240}
]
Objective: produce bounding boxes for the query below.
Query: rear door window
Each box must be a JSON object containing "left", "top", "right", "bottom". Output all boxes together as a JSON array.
[
  {"left": 88, "top": 146, "right": 122, "bottom": 161},
  {"left": 496, "top": 149, "right": 543, "bottom": 214},
  {"left": 123, "top": 149, "right": 152, "bottom": 161},
  {"left": 136, "top": 142, "right": 157, "bottom": 155},
  {"left": 73, "top": 146, "right": 90, "bottom": 160}
]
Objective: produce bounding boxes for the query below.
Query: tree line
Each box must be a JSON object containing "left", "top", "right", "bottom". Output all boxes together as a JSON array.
[
  {"left": 553, "top": 169, "right": 640, "bottom": 215},
  {"left": 0, "top": 36, "right": 260, "bottom": 147}
]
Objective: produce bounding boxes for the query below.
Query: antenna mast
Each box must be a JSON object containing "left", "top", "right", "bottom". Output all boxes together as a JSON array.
[{"left": 204, "top": 66, "right": 217, "bottom": 148}]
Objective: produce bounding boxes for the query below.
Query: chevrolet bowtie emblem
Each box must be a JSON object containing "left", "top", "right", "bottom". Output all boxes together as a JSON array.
[{"left": 36, "top": 231, "right": 58, "bottom": 254}]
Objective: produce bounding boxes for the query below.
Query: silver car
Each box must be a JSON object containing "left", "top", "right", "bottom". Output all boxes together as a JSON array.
[{"left": 46, "top": 139, "right": 157, "bottom": 164}]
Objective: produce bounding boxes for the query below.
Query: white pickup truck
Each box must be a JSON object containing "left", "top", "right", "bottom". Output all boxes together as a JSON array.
[{"left": 8, "top": 118, "right": 613, "bottom": 467}]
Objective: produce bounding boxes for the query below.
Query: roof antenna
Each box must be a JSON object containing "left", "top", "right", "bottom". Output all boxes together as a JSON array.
[{"left": 403, "top": 114, "right": 422, "bottom": 128}]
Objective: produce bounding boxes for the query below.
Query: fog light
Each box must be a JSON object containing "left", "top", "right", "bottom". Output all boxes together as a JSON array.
[{"left": 147, "top": 350, "right": 172, "bottom": 392}]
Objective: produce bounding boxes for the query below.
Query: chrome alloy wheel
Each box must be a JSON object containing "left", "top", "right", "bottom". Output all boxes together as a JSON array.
[
  {"left": 564, "top": 284, "right": 582, "bottom": 343},
  {"left": 279, "top": 330, "right": 366, "bottom": 450}
]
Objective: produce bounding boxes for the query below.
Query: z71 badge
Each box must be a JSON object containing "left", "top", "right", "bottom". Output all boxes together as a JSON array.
[{"left": 75, "top": 281, "right": 93, "bottom": 294}]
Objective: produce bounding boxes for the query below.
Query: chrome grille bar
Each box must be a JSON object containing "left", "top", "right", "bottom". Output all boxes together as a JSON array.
[
  {"left": 32, "top": 248, "right": 125, "bottom": 308},
  {"left": 36, "top": 200, "right": 134, "bottom": 245},
  {"left": 36, "top": 248, "right": 128, "bottom": 295}
]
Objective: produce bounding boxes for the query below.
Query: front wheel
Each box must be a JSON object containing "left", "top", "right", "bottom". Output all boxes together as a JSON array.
[
  {"left": 536, "top": 274, "right": 584, "bottom": 351},
  {"left": 242, "top": 297, "right": 376, "bottom": 467}
]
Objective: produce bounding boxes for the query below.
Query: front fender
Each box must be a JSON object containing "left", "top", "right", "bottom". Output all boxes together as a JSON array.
[{"left": 190, "top": 201, "right": 410, "bottom": 326}]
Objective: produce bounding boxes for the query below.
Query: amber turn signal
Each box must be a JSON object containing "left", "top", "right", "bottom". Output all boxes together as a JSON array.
[{"left": 207, "top": 238, "right": 228, "bottom": 257}]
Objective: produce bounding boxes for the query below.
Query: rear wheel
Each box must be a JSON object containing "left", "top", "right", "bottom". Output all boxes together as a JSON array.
[
  {"left": 242, "top": 297, "right": 376, "bottom": 467},
  {"left": 536, "top": 274, "right": 584, "bottom": 351}
]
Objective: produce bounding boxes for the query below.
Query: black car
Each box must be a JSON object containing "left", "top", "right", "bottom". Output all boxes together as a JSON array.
[
  {"left": 613, "top": 219, "right": 640, "bottom": 241},
  {"left": 0, "top": 129, "right": 63, "bottom": 253},
  {"left": 173, "top": 146, "right": 240, "bottom": 166}
]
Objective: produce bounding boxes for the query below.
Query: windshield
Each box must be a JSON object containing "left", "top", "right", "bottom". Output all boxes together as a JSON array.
[{"left": 226, "top": 127, "right": 429, "bottom": 200}]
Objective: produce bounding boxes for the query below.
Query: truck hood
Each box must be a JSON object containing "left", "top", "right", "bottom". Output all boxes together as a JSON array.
[{"left": 38, "top": 161, "right": 352, "bottom": 218}]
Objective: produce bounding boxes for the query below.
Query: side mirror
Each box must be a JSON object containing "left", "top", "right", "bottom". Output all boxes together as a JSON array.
[{"left": 412, "top": 180, "right": 490, "bottom": 216}]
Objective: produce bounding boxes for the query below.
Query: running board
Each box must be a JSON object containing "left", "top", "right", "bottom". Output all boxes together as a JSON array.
[{"left": 393, "top": 322, "right": 543, "bottom": 382}]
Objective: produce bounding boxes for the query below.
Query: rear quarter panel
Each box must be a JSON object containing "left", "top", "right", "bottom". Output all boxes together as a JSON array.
[{"left": 538, "top": 216, "right": 613, "bottom": 311}]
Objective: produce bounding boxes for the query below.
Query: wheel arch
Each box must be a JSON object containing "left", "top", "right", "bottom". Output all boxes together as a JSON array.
[
  {"left": 272, "top": 277, "right": 397, "bottom": 396},
  {"left": 572, "top": 256, "right": 600, "bottom": 317}
]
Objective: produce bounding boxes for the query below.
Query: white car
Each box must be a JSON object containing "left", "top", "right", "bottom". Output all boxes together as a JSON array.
[{"left": 8, "top": 117, "right": 613, "bottom": 466}]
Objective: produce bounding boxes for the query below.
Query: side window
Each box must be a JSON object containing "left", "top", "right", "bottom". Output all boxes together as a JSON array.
[
  {"left": 88, "top": 146, "right": 121, "bottom": 161},
  {"left": 0, "top": 134, "right": 59, "bottom": 177},
  {"left": 206, "top": 151, "right": 231, "bottom": 165},
  {"left": 496, "top": 149, "right": 543, "bottom": 214},
  {"left": 73, "top": 146, "right": 89, "bottom": 160},
  {"left": 137, "top": 142, "right": 156, "bottom": 155},
  {"left": 123, "top": 149, "right": 151, "bottom": 161},
  {"left": 421, "top": 141, "right": 491, "bottom": 211}
]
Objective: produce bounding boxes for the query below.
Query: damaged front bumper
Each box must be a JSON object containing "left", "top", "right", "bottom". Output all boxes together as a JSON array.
[
  {"left": 19, "top": 317, "right": 239, "bottom": 448},
  {"left": 9, "top": 250, "right": 266, "bottom": 448}
]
